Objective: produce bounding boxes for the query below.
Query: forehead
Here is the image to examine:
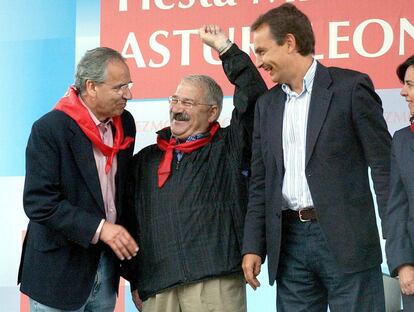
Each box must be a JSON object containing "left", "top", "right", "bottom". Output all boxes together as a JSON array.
[
  {"left": 253, "top": 24, "right": 275, "bottom": 47},
  {"left": 175, "top": 80, "right": 204, "bottom": 99},
  {"left": 104, "top": 59, "right": 131, "bottom": 82},
  {"left": 405, "top": 65, "right": 414, "bottom": 79}
]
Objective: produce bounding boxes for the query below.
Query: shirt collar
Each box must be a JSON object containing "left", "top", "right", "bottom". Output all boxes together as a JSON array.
[
  {"left": 282, "top": 58, "right": 318, "bottom": 97},
  {"left": 175, "top": 132, "right": 207, "bottom": 144}
]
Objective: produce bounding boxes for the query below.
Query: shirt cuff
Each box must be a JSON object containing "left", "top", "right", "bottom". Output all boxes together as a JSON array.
[{"left": 91, "top": 219, "right": 105, "bottom": 244}]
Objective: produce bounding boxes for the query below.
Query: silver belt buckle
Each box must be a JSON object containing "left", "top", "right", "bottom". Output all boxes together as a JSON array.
[{"left": 298, "top": 208, "right": 311, "bottom": 222}]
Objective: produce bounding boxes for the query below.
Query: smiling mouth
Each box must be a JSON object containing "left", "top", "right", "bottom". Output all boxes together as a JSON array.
[
  {"left": 262, "top": 64, "right": 273, "bottom": 72},
  {"left": 172, "top": 112, "right": 190, "bottom": 122}
]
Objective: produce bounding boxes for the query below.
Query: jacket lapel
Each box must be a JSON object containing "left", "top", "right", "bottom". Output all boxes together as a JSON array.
[
  {"left": 115, "top": 148, "right": 129, "bottom": 211},
  {"left": 305, "top": 63, "right": 333, "bottom": 167},
  {"left": 69, "top": 122, "right": 105, "bottom": 211},
  {"left": 268, "top": 88, "right": 286, "bottom": 173},
  {"left": 409, "top": 130, "right": 414, "bottom": 154}
]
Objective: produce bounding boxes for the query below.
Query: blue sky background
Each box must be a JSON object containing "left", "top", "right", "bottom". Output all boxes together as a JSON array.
[{"left": 0, "top": 0, "right": 76, "bottom": 176}]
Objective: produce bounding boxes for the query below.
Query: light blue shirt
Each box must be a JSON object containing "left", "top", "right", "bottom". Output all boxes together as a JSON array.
[{"left": 281, "top": 59, "right": 317, "bottom": 210}]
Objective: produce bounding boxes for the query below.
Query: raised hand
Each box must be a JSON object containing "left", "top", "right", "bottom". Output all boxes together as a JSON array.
[{"left": 198, "top": 24, "right": 232, "bottom": 54}]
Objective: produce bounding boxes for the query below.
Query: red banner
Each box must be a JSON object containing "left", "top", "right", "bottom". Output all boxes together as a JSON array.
[{"left": 101, "top": 0, "right": 414, "bottom": 98}]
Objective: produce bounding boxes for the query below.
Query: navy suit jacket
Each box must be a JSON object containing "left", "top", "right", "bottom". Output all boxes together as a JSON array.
[
  {"left": 242, "top": 62, "right": 391, "bottom": 285},
  {"left": 18, "top": 109, "right": 135, "bottom": 310},
  {"left": 386, "top": 126, "right": 414, "bottom": 277}
]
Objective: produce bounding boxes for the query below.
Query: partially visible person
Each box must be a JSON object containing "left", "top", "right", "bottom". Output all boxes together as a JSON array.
[
  {"left": 241, "top": 3, "right": 391, "bottom": 312},
  {"left": 121, "top": 25, "right": 267, "bottom": 312},
  {"left": 18, "top": 47, "right": 139, "bottom": 311},
  {"left": 386, "top": 54, "right": 414, "bottom": 311}
]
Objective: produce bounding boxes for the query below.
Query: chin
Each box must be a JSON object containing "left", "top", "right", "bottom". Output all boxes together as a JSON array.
[
  {"left": 269, "top": 74, "right": 279, "bottom": 83},
  {"left": 170, "top": 128, "right": 185, "bottom": 138}
]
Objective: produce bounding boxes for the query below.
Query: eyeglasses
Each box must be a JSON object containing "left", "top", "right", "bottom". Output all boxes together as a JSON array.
[
  {"left": 103, "top": 82, "right": 133, "bottom": 94},
  {"left": 168, "top": 96, "right": 215, "bottom": 108}
]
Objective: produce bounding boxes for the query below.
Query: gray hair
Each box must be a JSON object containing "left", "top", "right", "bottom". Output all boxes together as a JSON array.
[
  {"left": 74, "top": 47, "right": 125, "bottom": 94},
  {"left": 181, "top": 74, "right": 223, "bottom": 117}
]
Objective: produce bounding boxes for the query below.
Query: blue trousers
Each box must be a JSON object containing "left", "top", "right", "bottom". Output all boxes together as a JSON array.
[
  {"left": 276, "top": 219, "right": 385, "bottom": 312},
  {"left": 29, "top": 251, "right": 117, "bottom": 312}
]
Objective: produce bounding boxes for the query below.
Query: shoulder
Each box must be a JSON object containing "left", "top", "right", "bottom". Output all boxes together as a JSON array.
[
  {"left": 133, "top": 144, "right": 159, "bottom": 162},
  {"left": 322, "top": 64, "right": 372, "bottom": 86},
  {"left": 121, "top": 109, "right": 134, "bottom": 124},
  {"left": 315, "top": 63, "right": 378, "bottom": 100},
  {"left": 121, "top": 109, "right": 136, "bottom": 135},
  {"left": 391, "top": 126, "right": 412, "bottom": 161},
  {"left": 31, "top": 110, "right": 74, "bottom": 133},
  {"left": 27, "top": 111, "right": 77, "bottom": 151},
  {"left": 393, "top": 126, "right": 412, "bottom": 141},
  {"left": 256, "top": 84, "right": 284, "bottom": 107}
]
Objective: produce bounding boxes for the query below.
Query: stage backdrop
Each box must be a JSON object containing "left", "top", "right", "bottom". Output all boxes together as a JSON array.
[{"left": 0, "top": 0, "right": 413, "bottom": 311}]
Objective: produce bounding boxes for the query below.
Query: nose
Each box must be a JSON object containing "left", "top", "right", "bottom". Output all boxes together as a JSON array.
[
  {"left": 123, "top": 87, "right": 132, "bottom": 100},
  {"left": 170, "top": 101, "right": 184, "bottom": 113},
  {"left": 255, "top": 55, "right": 263, "bottom": 69},
  {"left": 401, "top": 84, "right": 408, "bottom": 97}
]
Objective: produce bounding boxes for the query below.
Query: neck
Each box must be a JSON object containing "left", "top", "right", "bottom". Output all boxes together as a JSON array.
[
  {"left": 80, "top": 94, "right": 107, "bottom": 122},
  {"left": 287, "top": 55, "right": 314, "bottom": 94}
]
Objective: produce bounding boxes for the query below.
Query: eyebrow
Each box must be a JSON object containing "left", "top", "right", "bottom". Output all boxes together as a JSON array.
[
  {"left": 171, "top": 96, "right": 195, "bottom": 102},
  {"left": 254, "top": 47, "right": 264, "bottom": 54},
  {"left": 114, "top": 81, "right": 132, "bottom": 88}
]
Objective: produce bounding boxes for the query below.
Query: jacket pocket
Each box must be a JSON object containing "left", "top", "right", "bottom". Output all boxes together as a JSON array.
[{"left": 29, "top": 222, "right": 70, "bottom": 251}]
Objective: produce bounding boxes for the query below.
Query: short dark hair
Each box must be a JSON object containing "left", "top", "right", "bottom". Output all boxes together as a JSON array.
[
  {"left": 251, "top": 3, "right": 315, "bottom": 56},
  {"left": 396, "top": 55, "right": 414, "bottom": 83},
  {"left": 74, "top": 47, "right": 126, "bottom": 94}
]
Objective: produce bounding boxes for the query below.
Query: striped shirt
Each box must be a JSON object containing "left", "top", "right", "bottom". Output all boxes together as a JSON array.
[{"left": 281, "top": 59, "right": 317, "bottom": 211}]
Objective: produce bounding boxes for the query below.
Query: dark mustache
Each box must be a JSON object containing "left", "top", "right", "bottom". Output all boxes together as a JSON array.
[{"left": 172, "top": 112, "right": 190, "bottom": 121}]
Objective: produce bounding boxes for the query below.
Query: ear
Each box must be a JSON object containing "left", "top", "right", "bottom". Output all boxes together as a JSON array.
[
  {"left": 285, "top": 34, "right": 297, "bottom": 53},
  {"left": 84, "top": 79, "right": 98, "bottom": 98},
  {"left": 207, "top": 105, "right": 219, "bottom": 123}
]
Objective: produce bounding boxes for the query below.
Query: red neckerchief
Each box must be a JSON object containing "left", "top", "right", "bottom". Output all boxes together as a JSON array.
[
  {"left": 156, "top": 122, "right": 220, "bottom": 188},
  {"left": 410, "top": 117, "right": 414, "bottom": 133},
  {"left": 54, "top": 86, "right": 134, "bottom": 173}
]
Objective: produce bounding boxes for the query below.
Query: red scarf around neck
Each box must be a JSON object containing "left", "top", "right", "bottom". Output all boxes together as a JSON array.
[
  {"left": 156, "top": 122, "right": 220, "bottom": 188},
  {"left": 410, "top": 116, "right": 414, "bottom": 134},
  {"left": 54, "top": 86, "right": 134, "bottom": 173}
]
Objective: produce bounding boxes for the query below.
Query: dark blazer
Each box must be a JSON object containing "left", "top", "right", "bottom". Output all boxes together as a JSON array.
[
  {"left": 242, "top": 62, "right": 391, "bottom": 285},
  {"left": 386, "top": 126, "right": 414, "bottom": 277},
  {"left": 18, "top": 109, "right": 135, "bottom": 310}
]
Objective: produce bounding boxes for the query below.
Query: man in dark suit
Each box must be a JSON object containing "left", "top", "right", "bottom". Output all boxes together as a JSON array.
[
  {"left": 18, "top": 47, "right": 139, "bottom": 311},
  {"left": 241, "top": 4, "right": 391, "bottom": 311}
]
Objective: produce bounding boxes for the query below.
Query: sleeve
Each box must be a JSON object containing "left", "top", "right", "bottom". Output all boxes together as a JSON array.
[
  {"left": 351, "top": 73, "right": 392, "bottom": 237},
  {"left": 23, "top": 118, "right": 102, "bottom": 248},
  {"left": 241, "top": 100, "right": 267, "bottom": 261},
  {"left": 385, "top": 135, "right": 414, "bottom": 277},
  {"left": 220, "top": 44, "right": 267, "bottom": 169}
]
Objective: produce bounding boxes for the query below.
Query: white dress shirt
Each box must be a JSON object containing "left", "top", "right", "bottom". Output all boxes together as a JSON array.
[{"left": 281, "top": 59, "right": 317, "bottom": 211}]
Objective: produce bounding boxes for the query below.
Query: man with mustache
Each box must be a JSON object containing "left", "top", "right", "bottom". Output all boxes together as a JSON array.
[
  {"left": 122, "top": 25, "right": 267, "bottom": 312},
  {"left": 241, "top": 3, "right": 391, "bottom": 312},
  {"left": 18, "top": 47, "right": 139, "bottom": 311}
]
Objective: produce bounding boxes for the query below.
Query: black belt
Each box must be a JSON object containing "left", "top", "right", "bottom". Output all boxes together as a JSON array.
[{"left": 283, "top": 208, "right": 317, "bottom": 222}]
